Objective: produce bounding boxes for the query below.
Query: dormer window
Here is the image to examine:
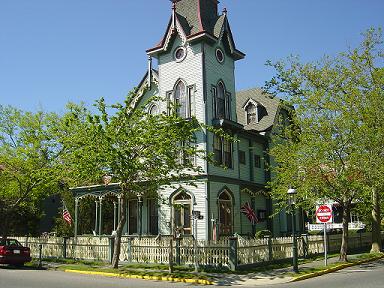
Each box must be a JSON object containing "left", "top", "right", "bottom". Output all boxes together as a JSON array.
[
  {"left": 243, "top": 99, "right": 268, "bottom": 124},
  {"left": 213, "top": 81, "right": 231, "bottom": 120},
  {"left": 245, "top": 103, "right": 257, "bottom": 124}
]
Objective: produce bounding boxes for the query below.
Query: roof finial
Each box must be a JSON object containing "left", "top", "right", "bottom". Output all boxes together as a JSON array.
[
  {"left": 172, "top": 1, "right": 176, "bottom": 11},
  {"left": 223, "top": 7, "right": 227, "bottom": 16}
]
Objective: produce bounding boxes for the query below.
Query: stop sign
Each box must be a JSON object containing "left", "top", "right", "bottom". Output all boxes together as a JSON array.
[{"left": 316, "top": 205, "right": 333, "bottom": 223}]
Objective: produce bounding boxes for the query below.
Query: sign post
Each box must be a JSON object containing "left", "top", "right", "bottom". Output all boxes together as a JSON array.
[{"left": 316, "top": 205, "right": 333, "bottom": 266}]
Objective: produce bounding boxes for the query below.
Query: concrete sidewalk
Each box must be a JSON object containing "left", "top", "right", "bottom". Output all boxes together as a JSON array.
[{"left": 213, "top": 254, "right": 380, "bottom": 286}]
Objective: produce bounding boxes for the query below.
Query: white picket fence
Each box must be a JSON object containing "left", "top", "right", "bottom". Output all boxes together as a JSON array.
[{"left": 13, "top": 232, "right": 376, "bottom": 268}]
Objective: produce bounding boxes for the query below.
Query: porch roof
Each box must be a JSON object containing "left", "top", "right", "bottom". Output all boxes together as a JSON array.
[{"left": 70, "top": 183, "right": 122, "bottom": 199}]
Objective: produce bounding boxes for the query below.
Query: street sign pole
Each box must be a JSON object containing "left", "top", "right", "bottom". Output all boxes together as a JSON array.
[
  {"left": 324, "top": 222, "right": 327, "bottom": 266},
  {"left": 316, "top": 204, "right": 332, "bottom": 267}
]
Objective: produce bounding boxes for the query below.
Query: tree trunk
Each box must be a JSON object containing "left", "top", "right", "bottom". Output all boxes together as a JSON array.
[
  {"left": 1, "top": 207, "right": 9, "bottom": 240},
  {"left": 339, "top": 204, "right": 350, "bottom": 262},
  {"left": 111, "top": 195, "right": 127, "bottom": 269},
  {"left": 371, "top": 187, "right": 382, "bottom": 253},
  {"left": 168, "top": 238, "right": 174, "bottom": 273}
]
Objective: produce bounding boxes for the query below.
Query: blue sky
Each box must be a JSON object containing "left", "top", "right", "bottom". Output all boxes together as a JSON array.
[{"left": 1, "top": 0, "right": 383, "bottom": 113}]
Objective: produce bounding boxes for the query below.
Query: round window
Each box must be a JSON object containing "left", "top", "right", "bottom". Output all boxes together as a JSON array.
[
  {"left": 216, "top": 48, "right": 224, "bottom": 63},
  {"left": 174, "top": 47, "right": 186, "bottom": 62}
]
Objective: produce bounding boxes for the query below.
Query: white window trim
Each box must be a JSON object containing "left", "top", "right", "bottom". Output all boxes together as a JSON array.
[
  {"left": 242, "top": 99, "right": 260, "bottom": 124},
  {"left": 171, "top": 190, "right": 193, "bottom": 234},
  {"left": 170, "top": 80, "right": 195, "bottom": 119}
]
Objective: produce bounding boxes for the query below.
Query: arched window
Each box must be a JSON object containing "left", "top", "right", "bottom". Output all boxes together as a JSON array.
[
  {"left": 216, "top": 82, "right": 225, "bottom": 118},
  {"left": 245, "top": 103, "right": 257, "bottom": 124},
  {"left": 174, "top": 80, "right": 186, "bottom": 118},
  {"left": 214, "top": 81, "right": 231, "bottom": 119},
  {"left": 149, "top": 104, "right": 159, "bottom": 116},
  {"left": 172, "top": 190, "right": 192, "bottom": 235},
  {"left": 218, "top": 190, "right": 233, "bottom": 235}
]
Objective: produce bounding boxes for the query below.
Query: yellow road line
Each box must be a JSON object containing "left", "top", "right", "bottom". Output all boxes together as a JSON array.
[{"left": 64, "top": 269, "right": 214, "bottom": 285}]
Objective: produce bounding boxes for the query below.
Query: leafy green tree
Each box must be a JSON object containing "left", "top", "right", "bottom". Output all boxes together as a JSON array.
[
  {"left": 265, "top": 28, "right": 384, "bottom": 261},
  {"left": 0, "top": 106, "right": 61, "bottom": 238},
  {"left": 56, "top": 93, "right": 208, "bottom": 268}
]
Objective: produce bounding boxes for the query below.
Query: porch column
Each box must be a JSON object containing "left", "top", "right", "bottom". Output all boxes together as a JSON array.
[
  {"left": 117, "top": 195, "right": 121, "bottom": 224},
  {"left": 138, "top": 194, "right": 143, "bottom": 238},
  {"left": 99, "top": 197, "right": 103, "bottom": 237},
  {"left": 74, "top": 198, "right": 79, "bottom": 241},
  {"left": 94, "top": 200, "right": 99, "bottom": 235},
  {"left": 113, "top": 201, "right": 117, "bottom": 231}
]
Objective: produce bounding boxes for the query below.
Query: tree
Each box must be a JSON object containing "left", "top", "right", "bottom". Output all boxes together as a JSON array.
[
  {"left": 0, "top": 106, "right": 61, "bottom": 238},
  {"left": 56, "top": 93, "right": 208, "bottom": 268},
  {"left": 265, "top": 28, "right": 384, "bottom": 261}
]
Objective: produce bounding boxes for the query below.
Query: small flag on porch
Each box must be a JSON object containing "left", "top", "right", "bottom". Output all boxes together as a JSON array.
[
  {"left": 240, "top": 202, "right": 258, "bottom": 225},
  {"left": 62, "top": 202, "right": 73, "bottom": 226}
]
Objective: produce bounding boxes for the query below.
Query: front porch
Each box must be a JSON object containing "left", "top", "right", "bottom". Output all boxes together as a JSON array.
[{"left": 70, "top": 183, "right": 159, "bottom": 238}]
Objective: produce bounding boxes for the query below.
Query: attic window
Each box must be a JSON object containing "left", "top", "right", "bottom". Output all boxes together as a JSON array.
[
  {"left": 245, "top": 103, "right": 257, "bottom": 124},
  {"left": 243, "top": 100, "right": 268, "bottom": 124},
  {"left": 216, "top": 48, "right": 224, "bottom": 63},
  {"left": 174, "top": 47, "right": 186, "bottom": 62}
]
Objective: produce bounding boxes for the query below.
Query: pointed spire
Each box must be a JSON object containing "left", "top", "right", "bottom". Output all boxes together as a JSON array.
[
  {"left": 222, "top": 7, "right": 227, "bottom": 16},
  {"left": 147, "top": 56, "right": 152, "bottom": 89},
  {"left": 171, "top": 1, "right": 177, "bottom": 33}
]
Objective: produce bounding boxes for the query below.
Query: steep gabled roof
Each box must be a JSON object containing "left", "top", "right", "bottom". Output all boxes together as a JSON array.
[
  {"left": 128, "top": 69, "right": 159, "bottom": 110},
  {"left": 147, "top": 0, "right": 244, "bottom": 60}
]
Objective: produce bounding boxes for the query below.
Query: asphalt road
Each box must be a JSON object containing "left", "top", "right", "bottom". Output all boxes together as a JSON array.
[
  {"left": 0, "top": 267, "right": 200, "bottom": 288},
  {"left": 0, "top": 259, "right": 383, "bottom": 288}
]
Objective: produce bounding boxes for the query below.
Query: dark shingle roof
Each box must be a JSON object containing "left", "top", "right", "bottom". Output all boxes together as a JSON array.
[
  {"left": 174, "top": 0, "right": 219, "bottom": 36},
  {"left": 147, "top": 1, "right": 244, "bottom": 60},
  {"left": 236, "top": 88, "right": 281, "bottom": 132}
]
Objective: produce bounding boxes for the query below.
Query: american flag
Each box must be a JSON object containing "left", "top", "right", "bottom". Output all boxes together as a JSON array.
[
  {"left": 63, "top": 202, "right": 73, "bottom": 226},
  {"left": 240, "top": 202, "right": 258, "bottom": 225}
]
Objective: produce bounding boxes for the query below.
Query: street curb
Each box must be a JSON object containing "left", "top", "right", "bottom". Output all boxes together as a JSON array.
[
  {"left": 64, "top": 269, "right": 215, "bottom": 285},
  {"left": 291, "top": 254, "right": 384, "bottom": 282}
]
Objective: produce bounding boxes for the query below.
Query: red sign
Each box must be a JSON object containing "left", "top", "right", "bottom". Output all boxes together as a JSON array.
[{"left": 316, "top": 205, "right": 333, "bottom": 223}]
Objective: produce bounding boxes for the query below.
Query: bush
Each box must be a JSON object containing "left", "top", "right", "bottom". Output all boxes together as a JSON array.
[{"left": 255, "top": 229, "right": 272, "bottom": 239}]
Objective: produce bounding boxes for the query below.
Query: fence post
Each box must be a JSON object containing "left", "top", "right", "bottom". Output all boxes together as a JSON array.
[
  {"left": 38, "top": 244, "right": 43, "bottom": 269},
  {"left": 229, "top": 237, "right": 238, "bottom": 271},
  {"left": 127, "top": 237, "right": 132, "bottom": 263},
  {"left": 265, "top": 236, "right": 273, "bottom": 261},
  {"left": 63, "top": 237, "right": 68, "bottom": 259},
  {"left": 175, "top": 237, "right": 181, "bottom": 265},
  {"left": 108, "top": 236, "right": 115, "bottom": 263}
]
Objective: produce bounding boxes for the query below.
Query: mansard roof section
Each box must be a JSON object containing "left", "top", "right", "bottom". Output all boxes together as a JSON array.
[
  {"left": 236, "top": 88, "right": 283, "bottom": 132},
  {"left": 146, "top": 0, "right": 244, "bottom": 60}
]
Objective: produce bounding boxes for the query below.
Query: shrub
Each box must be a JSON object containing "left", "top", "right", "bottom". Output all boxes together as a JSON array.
[{"left": 255, "top": 230, "right": 272, "bottom": 239}]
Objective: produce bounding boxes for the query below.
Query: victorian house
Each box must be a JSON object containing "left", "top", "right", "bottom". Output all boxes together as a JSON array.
[{"left": 71, "top": 0, "right": 292, "bottom": 240}]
